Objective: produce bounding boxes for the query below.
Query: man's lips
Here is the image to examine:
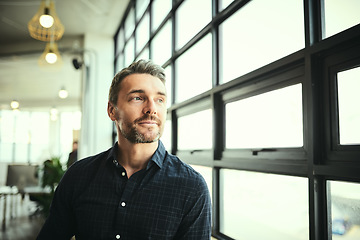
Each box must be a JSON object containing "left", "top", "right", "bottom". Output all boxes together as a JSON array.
[
  {"left": 138, "top": 121, "right": 158, "bottom": 125},
  {"left": 135, "top": 116, "right": 161, "bottom": 126}
]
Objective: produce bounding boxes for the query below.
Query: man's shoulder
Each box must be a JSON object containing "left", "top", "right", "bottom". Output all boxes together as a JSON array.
[
  {"left": 62, "top": 147, "right": 112, "bottom": 183},
  {"left": 163, "top": 153, "right": 206, "bottom": 185}
]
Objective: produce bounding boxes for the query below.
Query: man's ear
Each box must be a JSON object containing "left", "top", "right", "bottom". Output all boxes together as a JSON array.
[{"left": 107, "top": 102, "right": 117, "bottom": 121}]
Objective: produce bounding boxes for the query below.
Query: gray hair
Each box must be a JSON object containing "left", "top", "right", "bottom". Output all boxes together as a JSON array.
[{"left": 108, "top": 59, "right": 166, "bottom": 105}]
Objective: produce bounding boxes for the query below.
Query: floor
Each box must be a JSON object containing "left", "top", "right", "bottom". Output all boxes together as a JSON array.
[{"left": 1, "top": 192, "right": 45, "bottom": 240}]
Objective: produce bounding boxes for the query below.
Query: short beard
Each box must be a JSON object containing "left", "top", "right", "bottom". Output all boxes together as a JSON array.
[{"left": 119, "top": 115, "right": 162, "bottom": 144}]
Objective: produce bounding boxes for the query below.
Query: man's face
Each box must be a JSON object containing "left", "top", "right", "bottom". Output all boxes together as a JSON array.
[{"left": 109, "top": 73, "right": 167, "bottom": 144}]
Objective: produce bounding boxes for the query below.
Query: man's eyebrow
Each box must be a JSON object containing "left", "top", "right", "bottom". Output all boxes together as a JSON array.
[
  {"left": 128, "top": 89, "right": 144, "bottom": 95},
  {"left": 127, "top": 89, "right": 166, "bottom": 96}
]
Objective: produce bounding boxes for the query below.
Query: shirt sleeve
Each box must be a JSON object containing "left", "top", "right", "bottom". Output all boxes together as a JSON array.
[
  {"left": 174, "top": 174, "right": 212, "bottom": 240},
  {"left": 37, "top": 169, "right": 76, "bottom": 240}
]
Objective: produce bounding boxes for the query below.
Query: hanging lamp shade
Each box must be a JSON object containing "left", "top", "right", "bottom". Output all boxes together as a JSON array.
[
  {"left": 28, "top": 0, "right": 65, "bottom": 42},
  {"left": 38, "top": 41, "right": 63, "bottom": 68}
]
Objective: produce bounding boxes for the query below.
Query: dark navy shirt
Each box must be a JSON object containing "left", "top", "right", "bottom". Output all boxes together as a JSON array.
[{"left": 37, "top": 141, "right": 211, "bottom": 240}]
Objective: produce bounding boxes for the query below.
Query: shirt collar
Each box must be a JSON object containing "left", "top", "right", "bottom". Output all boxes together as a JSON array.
[{"left": 106, "top": 140, "right": 166, "bottom": 169}]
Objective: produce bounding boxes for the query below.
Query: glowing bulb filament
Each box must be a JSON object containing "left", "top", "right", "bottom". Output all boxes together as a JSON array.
[{"left": 45, "top": 52, "right": 57, "bottom": 64}]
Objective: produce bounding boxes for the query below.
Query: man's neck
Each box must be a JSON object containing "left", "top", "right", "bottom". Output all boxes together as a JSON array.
[{"left": 116, "top": 138, "right": 158, "bottom": 178}]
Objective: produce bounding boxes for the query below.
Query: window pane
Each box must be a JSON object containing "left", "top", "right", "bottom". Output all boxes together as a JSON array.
[
  {"left": 220, "top": 0, "right": 234, "bottom": 10},
  {"left": 178, "top": 109, "right": 212, "bottom": 150},
  {"left": 151, "top": 20, "right": 171, "bottom": 66},
  {"left": 324, "top": 0, "right": 360, "bottom": 38},
  {"left": 221, "top": 0, "right": 304, "bottom": 83},
  {"left": 175, "top": 34, "right": 212, "bottom": 103},
  {"left": 337, "top": 67, "right": 360, "bottom": 145},
  {"left": 220, "top": 169, "right": 309, "bottom": 240},
  {"left": 116, "top": 28, "right": 125, "bottom": 55},
  {"left": 124, "top": 37, "right": 135, "bottom": 66},
  {"left": 152, "top": 0, "right": 172, "bottom": 31},
  {"left": 136, "top": 0, "right": 149, "bottom": 20},
  {"left": 164, "top": 65, "right": 172, "bottom": 108},
  {"left": 328, "top": 181, "right": 360, "bottom": 238},
  {"left": 161, "top": 119, "right": 172, "bottom": 152},
  {"left": 176, "top": 0, "right": 212, "bottom": 49},
  {"left": 136, "top": 47, "right": 149, "bottom": 62},
  {"left": 125, "top": 8, "right": 135, "bottom": 40},
  {"left": 191, "top": 165, "right": 212, "bottom": 202},
  {"left": 136, "top": 12, "right": 149, "bottom": 54},
  {"left": 226, "top": 84, "right": 303, "bottom": 148}
]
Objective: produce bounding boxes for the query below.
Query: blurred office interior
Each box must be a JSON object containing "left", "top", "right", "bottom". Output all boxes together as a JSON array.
[{"left": 0, "top": 0, "right": 360, "bottom": 239}]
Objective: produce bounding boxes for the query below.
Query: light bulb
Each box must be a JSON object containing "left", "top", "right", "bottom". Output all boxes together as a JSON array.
[
  {"left": 59, "top": 89, "right": 68, "bottom": 99},
  {"left": 45, "top": 52, "right": 57, "bottom": 64},
  {"left": 39, "top": 7, "right": 54, "bottom": 28},
  {"left": 10, "top": 100, "right": 19, "bottom": 109}
]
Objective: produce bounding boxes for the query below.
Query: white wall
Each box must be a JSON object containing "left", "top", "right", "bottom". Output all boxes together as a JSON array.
[{"left": 78, "top": 33, "right": 114, "bottom": 159}]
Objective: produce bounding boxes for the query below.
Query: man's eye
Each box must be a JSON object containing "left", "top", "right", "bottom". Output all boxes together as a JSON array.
[{"left": 133, "top": 96, "right": 142, "bottom": 101}]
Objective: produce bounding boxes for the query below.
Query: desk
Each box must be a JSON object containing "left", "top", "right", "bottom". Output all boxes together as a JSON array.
[
  {"left": 0, "top": 186, "right": 19, "bottom": 231},
  {"left": 0, "top": 186, "right": 50, "bottom": 231}
]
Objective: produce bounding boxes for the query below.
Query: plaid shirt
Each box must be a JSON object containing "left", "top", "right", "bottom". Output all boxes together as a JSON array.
[{"left": 37, "top": 141, "right": 211, "bottom": 240}]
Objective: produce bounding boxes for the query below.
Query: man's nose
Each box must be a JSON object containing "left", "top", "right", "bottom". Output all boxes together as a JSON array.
[{"left": 143, "top": 99, "right": 157, "bottom": 115}]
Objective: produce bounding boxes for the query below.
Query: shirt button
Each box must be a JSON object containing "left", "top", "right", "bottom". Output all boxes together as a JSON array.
[
  {"left": 121, "top": 172, "right": 126, "bottom": 177},
  {"left": 113, "top": 159, "right": 118, "bottom": 166},
  {"left": 121, "top": 202, "right": 126, "bottom": 207},
  {"left": 115, "top": 234, "right": 121, "bottom": 239}
]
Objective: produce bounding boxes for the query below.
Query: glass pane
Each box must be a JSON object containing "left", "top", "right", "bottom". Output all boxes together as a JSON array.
[
  {"left": 136, "top": 0, "right": 149, "bottom": 20},
  {"left": 116, "top": 28, "right": 125, "bottom": 55},
  {"left": 324, "top": 0, "right": 360, "bottom": 38},
  {"left": 191, "top": 165, "right": 212, "bottom": 202},
  {"left": 221, "top": 0, "right": 304, "bottom": 83},
  {"left": 152, "top": 0, "right": 172, "bottom": 31},
  {"left": 164, "top": 65, "right": 172, "bottom": 108},
  {"left": 226, "top": 84, "right": 303, "bottom": 148},
  {"left": 125, "top": 8, "right": 135, "bottom": 40},
  {"left": 328, "top": 181, "right": 360, "bottom": 239},
  {"left": 136, "top": 12, "right": 150, "bottom": 54},
  {"left": 14, "top": 143, "right": 28, "bottom": 163},
  {"left": 175, "top": 34, "right": 212, "bottom": 103},
  {"left": 178, "top": 109, "right": 212, "bottom": 150},
  {"left": 125, "top": 37, "right": 135, "bottom": 66},
  {"left": 0, "top": 110, "right": 15, "bottom": 143},
  {"left": 30, "top": 112, "right": 49, "bottom": 144},
  {"left": 220, "top": 0, "right": 234, "bottom": 10},
  {"left": 136, "top": 47, "right": 149, "bottom": 62},
  {"left": 116, "top": 54, "right": 125, "bottom": 73},
  {"left": 14, "top": 111, "right": 30, "bottom": 144},
  {"left": 337, "top": 67, "right": 360, "bottom": 145},
  {"left": 220, "top": 169, "right": 309, "bottom": 240},
  {"left": 161, "top": 119, "right": 172, "bottom": 152},
  {"left": 0, "top": 143, "right": 13, "bottom": 163},
  {"left": 151, "top": 20, "right": 172, "bottom": 66},
  {"left": 176, "top": 0, "right": 212, "bottom": 49}
]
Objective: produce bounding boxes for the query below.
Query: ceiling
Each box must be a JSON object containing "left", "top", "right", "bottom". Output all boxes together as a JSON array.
[{"left": 0, "top": 0, "right": 129, "bottom": 112}]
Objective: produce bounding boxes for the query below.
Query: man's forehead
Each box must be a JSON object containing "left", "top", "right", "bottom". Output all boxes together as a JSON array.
[{"left": 120, "top": 74, "right": 167, "bottom": 94}]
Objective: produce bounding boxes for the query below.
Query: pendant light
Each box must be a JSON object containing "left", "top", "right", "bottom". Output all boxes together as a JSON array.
[{"left": 28, "top": 0, "right": 64, "bottom": 42}]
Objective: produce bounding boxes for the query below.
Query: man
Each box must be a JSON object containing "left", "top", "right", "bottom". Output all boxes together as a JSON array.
[
  {"left": 66, "top": 141, "right": 78, "bottom": 169},
  {"left": 37, "top": 60, "right": 212, "bottom": 239}
]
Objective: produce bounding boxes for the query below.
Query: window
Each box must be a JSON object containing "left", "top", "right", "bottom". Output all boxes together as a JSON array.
[
  {"left": 136, "top": 12, "right": 149, "bottom": 54},
  {"left": 114, "top": 1, "right": 360, "bottom": 239},
  {"left": 151, "top": 19, "right": 172, "bottom": 66},
  {"left": 175, "top": 0, "right": 212, "bottom": 49},
  {"left": 152, "top": 0, "right": 172, "bottom": 31},
  {"left": 327, "top": 181, "right": 360, "bottom": 238},
  {"left": 323, "top": 0, "right": 360, "bottom": 39},
  {"left": 337, "top": 67, "right": 360, "bottom": 145},
  {"left": 220, "top": 0, "right": 304, "bottom": 83},
  {"left": 175, "top": 34, "right": 212, "bottom": 102},
  {"left": 220, "top": 169, "right": 309, "bottom": 240},
  {"left": 178, "top": 109, "right": 212, "bottom": 150},
  {"left": 226, "top": 84, "right": 303, "bottom": 149}
]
